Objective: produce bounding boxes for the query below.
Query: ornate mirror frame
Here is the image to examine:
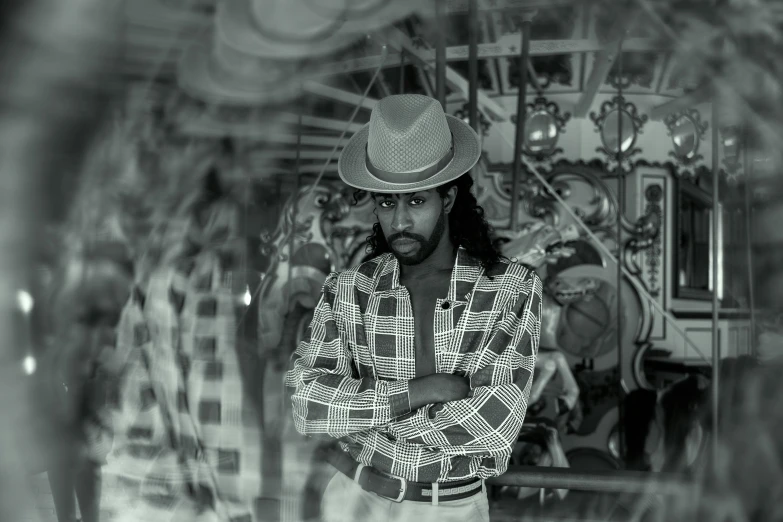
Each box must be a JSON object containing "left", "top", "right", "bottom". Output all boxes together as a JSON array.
[
  {"left": 454, "top": 102, "right": 492, "bottom": 137},
  {"left": 510, "top": 96, "right": 571, "bottom": 162},
  {"left": 663, "top": 108, "right": 708, "bottom": 166},
  {"left": 589, "top": 95, "right": 648, "bottom": 169}
]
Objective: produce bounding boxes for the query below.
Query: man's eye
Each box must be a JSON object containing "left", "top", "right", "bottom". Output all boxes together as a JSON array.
[
  {"left": 410, "top": 198, "right": 424, "bottom": 206},
  {"left": 379, "top": 200, "right": 394, "bottom": 209}
]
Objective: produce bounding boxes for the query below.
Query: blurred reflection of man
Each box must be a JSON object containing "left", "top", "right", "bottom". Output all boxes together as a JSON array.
[{"left": 286, "top": 94, "right": 542, "bottom": 522}]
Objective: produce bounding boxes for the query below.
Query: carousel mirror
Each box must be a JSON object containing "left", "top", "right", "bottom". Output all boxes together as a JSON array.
[
  {"left": 600, "top": 109, "right": 636, "bottom": 153},
  {"left": 513, "top": 96, "right": 571, "bottom": 162},
  {"left": 590, "top": 95, "right": 648, "bottom": 166},
  {"left": 664, "top": 109, "right": 708, "bottom": 165},
  {"left": 525, "top": 110, "right": 558, "bottom": 153},
  {"left": 671, "top": 116, "right": 697, "bottom": 158}
]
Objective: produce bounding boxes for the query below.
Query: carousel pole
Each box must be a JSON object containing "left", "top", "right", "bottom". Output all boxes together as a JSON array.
[
  {"left": 742, "top": 126, "right": 756, "bottom": 353},
  {"left": 434, "top": 0, "right": 446, "bottom": 109},
  {"left": 399, "top": 51, "right": 406, "bottom": 93},
  {"left": 615, "top": 40, "right": 626, "bottom": 463},
  {"left": 710, "top": 99, "right": 721, "bottom": 462},
  {"left": 467, "top": 0, "right": 478, "bottom": 134},
  {"left": 510, "top": 10, "right": 536, "bottom": 232}
]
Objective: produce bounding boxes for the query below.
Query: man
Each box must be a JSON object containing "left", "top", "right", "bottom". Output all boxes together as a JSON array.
[{"left": 285, "top": 94, "right": 542, "bottom": 522}]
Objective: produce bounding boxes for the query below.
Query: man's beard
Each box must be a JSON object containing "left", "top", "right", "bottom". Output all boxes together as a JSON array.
[{"left": 385, "top": 209, "right": 447, "bottom": 266}]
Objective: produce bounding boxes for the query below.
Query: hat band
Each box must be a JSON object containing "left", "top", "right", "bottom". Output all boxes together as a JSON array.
[{"left": 365, "top": 136, "right": 455, "bottom": 185}]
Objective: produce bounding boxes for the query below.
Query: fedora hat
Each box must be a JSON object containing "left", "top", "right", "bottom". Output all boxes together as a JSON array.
[{"left": 338, "top": 94, "right": 481, "bottom": 193}]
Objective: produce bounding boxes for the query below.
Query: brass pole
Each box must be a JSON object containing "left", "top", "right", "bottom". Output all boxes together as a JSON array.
[
  {"left": 615, "top": 41, "right": 627, "bottom": 462},
  {"left": 434, "top": 0, "right": 446, "bottom": 109},
  {"left": 509, "top": 11, "right": 536, "bottom": 231},
  {"left": 742, "top": 127, "right": 756, "bottom": 353},
  {"left": 711, "top": 99, "right": 721, "bottom": 462},
  {"left": 467, "top": 0, "right": 479, "bottom": 133},
  {"left": 398, "top": 50, "right": 406, "bottom": 94}
]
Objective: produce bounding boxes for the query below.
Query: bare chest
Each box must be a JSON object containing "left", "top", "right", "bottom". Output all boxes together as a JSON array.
[{"left": 402, "top": 273, "right": 451, "bottom": 377}]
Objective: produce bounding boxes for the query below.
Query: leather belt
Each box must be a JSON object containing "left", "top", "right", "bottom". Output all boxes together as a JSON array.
[{"left": 326, "top": 447, "right": 483, "bottom": 503}]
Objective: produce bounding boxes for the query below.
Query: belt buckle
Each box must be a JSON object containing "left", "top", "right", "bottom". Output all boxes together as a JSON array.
[{"left": 391, "top": 475, "right": 407, "bottom": 503}]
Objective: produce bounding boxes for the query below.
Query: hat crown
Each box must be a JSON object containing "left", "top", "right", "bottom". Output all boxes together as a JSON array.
[{"left": 367, "top": 95, "right": 452, "bottom": 174}]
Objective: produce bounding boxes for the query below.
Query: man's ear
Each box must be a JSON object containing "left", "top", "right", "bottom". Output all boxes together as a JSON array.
[
  {"left": 443, "top": 185, "right": 458, "bottom": 213},
  {"left": 685, "top": 423, "right": 704, "bottom": 467}
]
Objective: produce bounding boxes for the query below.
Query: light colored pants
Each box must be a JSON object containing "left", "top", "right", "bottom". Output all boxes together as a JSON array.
[{"left": 320, "top": 472, "right": 490, "bottom": 522}]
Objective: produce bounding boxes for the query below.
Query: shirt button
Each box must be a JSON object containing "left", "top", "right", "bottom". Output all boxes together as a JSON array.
[{"left": 442, "top": 301, "right": 450, "bottom": 310}]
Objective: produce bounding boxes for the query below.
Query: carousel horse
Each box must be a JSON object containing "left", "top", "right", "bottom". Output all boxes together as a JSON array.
[{"left": 499, "top": 222, "right": 583, "bottom": 432}]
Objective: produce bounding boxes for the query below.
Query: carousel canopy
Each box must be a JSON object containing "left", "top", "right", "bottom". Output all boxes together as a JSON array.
[{"left": 119, "top": 0, "right": 770, "bottom": 179}]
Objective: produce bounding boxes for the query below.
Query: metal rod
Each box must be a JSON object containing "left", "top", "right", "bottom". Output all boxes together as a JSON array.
[
  {"left": 615, "top": 42, "right": 626, "bottom": 463},
  {"left": 486, "top": 466, "right": 693, "bottom": 496},
  {"left": 399, "top": 50, "right": 406, "bottom": 94},
  {"left": 497, "top": 131, "right": 712, "bottom": 363},
  {"left": 435, "top": 0, "right": 447, "bottom": 109},
  {"left": 510, "top": 12, "right": 535, "bottom": 231},
  {"left": 742, "top": 126, "right": 756, "bottom": 354},
  {"left": 711, "top": 99, "right": 721, "bottom": 462},
  {"left": 467, "top": 0, "right": 479, "bottom": 134}
]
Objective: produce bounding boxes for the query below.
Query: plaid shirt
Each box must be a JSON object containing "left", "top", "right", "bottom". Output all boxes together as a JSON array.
[
  {"left": 285, "top": 247, "right": 541, "bottom": 483},
  {"left": 101, "top": 256, "right": 267, "bottom": 522}
]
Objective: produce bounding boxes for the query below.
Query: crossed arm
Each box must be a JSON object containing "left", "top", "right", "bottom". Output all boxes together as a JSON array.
[{"left": 285, "top": 272, "right": 543, "bottom": 457}]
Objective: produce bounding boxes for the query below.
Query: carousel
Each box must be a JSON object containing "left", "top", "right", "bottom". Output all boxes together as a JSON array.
[{"left": 1, "top": 0, "right": 777, "bottom": 521}]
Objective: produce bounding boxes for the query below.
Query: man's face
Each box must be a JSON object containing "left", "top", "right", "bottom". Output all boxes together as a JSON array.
[{"left": 374, "top": 189, "right": 450, "bottom": 266}]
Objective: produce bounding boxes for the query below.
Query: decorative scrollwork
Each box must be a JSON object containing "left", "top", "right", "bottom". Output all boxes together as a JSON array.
[
  {"left": 453, "top": 103, "right": 492, "bottom": 137},
  {"left": 643, "top": 184, "right": 663, "bottom": 296},
  {"left": 589, "top": 95, "right": 648, "bottom": 172}
]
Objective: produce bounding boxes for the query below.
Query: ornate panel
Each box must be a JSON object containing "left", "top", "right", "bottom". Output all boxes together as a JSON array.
[
  {"left": 663, "top": 107, "right": 709, "bottom": 167},
  {"left": 640, "top": 175, "right": 667, "bottom": 340}
]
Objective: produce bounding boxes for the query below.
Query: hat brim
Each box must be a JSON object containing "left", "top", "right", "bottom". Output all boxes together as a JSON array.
[
  {"left": 178, "top": 44, "right": 303, "bottom": 106},
  {"left": 337, "top": 115, "right": 482, "bottom": 194}
]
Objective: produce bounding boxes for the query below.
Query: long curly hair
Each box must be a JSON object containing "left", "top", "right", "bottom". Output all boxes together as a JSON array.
[{"left": 356, "top": 173, "right": 501, "bottom": 269}]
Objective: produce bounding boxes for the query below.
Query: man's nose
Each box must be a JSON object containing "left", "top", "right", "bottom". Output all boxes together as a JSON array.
[{"left": 391, "top": 206, "right": 413, "bottom": 233}]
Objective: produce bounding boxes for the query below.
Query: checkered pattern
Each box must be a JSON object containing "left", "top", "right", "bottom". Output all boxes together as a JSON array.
[
  {"left": 100, "top": 257, "right": 265, "bottom": 522},
  {"left": 285, "top": 247, "right": 541, "bottom": 483}
]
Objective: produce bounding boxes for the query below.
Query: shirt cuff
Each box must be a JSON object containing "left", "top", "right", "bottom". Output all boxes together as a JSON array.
[{"left": 387, "top": 379, "right": 411, "bottom": 418}]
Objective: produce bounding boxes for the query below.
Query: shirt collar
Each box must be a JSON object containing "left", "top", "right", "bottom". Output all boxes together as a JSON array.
[{"left": 373, "top": 246, "right": 483, "bottom": 299}]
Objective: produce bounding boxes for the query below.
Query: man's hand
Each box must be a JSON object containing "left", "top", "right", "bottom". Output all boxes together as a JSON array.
[{"left": 408, "top": 373, "right": 470, "bottom": 411}]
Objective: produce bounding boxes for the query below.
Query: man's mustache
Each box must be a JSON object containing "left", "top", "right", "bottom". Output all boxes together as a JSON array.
[{"left": 387, "top": 232, "right": 426, "bottom": 244}]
